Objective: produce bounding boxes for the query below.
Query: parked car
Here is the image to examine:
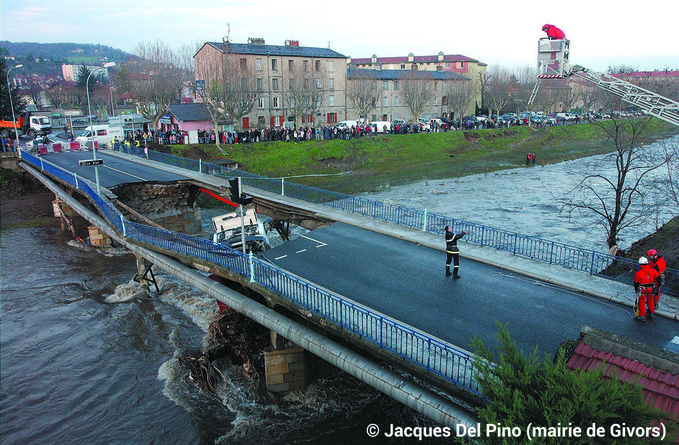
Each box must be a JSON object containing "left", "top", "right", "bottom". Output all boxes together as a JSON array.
[{"left": 417, "top": 119, "right": 431, "bottom": 131}]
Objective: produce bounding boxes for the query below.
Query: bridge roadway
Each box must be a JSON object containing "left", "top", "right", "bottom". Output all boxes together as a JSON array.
[{"left": 34, "top": 148, "right": 679, "bottom": 358}]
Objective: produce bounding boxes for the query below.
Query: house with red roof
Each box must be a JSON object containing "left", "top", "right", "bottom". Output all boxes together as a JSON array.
[{"left": 567, "top": 326, "right": 679, "bottom": 441}]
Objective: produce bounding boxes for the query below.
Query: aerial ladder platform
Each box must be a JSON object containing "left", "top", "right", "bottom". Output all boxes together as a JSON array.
[{"left": 530, "top": 37, "right": 679, "bottom": 127}]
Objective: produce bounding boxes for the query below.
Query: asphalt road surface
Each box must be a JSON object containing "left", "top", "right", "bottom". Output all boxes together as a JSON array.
[
  {"left": 263, "top": 222, "right": 678, "bottom": 357},
  {"left": 34, "top": 149, "right": 187, "bottom": 188}
]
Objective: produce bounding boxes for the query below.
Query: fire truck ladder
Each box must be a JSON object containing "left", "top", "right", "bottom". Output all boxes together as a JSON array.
[
  {"left": 527, "top": 80, "right": 541, "bottom": 106},
  {"left": 568, "top": 65, "right": 679, "bottom": 127}
]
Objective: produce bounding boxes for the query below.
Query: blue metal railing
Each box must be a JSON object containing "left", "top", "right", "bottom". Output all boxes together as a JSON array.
[
  {"left": 136, "top": 148, "right": 676, "bottom": 291},
  {"left": 21, "top": 150, "right": 481, "bottom": 395}
]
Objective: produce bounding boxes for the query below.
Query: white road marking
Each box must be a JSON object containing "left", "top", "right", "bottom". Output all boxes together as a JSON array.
[
  {"left": 102, "top": 164, "right": 147, "bottom": 181},
  {"left": 296, "top": 249, "right": 307, "bottom": 254},
  {"left": 671, "top": 336, "right": 679, "bottom": 345},
  {"left": 275, "top": 255, "right": 288, "bottom": 260},
  {"left": 301, "top": 234, "right": 327, "bottom": 247}
]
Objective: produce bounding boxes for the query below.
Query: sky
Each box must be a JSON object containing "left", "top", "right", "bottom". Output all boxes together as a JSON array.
[{"left": 2, "top": 0, "right": 678, "bottom": 73}]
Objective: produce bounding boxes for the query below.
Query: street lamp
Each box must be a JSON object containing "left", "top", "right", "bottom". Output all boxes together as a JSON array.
[
  {"left": 86, "top": 61, "right": 116, "bottom": 195},
  {"left": 6, "top": 64, "right": 23, "bottom": 153}
]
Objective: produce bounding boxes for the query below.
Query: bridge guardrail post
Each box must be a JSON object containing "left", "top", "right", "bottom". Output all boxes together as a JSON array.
[
  {"left": 120, "top": 214, "right": 126, "bottom": 236},
  {"left": 199, "top": 159, "right": 202, "bottom": 174},
  {"left": 422, "top": 208, "right": 427, "bottom": 231},
  {"left": 74, "top": 172, "right": 78, "bottom": 189},
  {"left": 249, "top": 251, "right": 255, "bottom": 283},
  {"left": 281, "top": 177, "right": 285, "bottom": 196}
]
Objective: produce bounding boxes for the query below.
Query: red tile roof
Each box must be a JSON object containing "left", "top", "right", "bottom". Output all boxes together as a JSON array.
[{"left": 567, "top": 340, "right": 679, "bottom": 441}]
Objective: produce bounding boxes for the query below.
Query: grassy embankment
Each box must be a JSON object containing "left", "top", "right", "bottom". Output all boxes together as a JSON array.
[{"left": 167, "top": 118, "right": 677, "bottom": 195}]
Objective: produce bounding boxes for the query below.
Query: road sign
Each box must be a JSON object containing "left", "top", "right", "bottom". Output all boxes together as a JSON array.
[{"left": 79, "top": 159, "right": 104, "bottom": 166}]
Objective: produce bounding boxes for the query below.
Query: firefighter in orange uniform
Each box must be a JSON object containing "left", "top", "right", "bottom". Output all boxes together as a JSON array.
[
  {"left": 633, "top": 256, "right": 660, "bottom": 321},
  {"left": 647, "top": 249, "right": 666, "bottom": 307}
]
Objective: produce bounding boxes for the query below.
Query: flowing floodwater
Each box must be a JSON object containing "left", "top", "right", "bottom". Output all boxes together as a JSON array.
[
  {"left": 364, "top": 135, "right": 678, "bottom": 252},
  {"left": 0, "top": 220, "right": 437, "bottom": 444}
]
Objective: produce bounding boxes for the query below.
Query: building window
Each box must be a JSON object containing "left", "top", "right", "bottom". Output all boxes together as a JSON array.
[
  {"left": 315, "top": 60, "right": 320, "bottom": 71},
  {"left": 442, "top": 96, "right": 448, "bottom": 106},
  {"left": 258, "top": 97, "right": 265, "bottom": 109},
  {"left": 240, "top": 58, "right": 247, "bottom": 70},
  {"left": 382, "top": 96, "right": 388, "bottom": 107},
  {"left": 400, "top": 64, "right": 406, "bottom": 69},
  {"left": 257, "top": 78, "right": 263, "bottom": 91},
  {"left": 328, "top": 61, "right": 334, "bottom": 72},
  {"left": 393, "top": 80, "right": 399, "bottom": 90},
  {"left": 394, "top": 97, "right": 399, "bottom": 106},
  {"left": 273, "top": 97, "right": 280, "bottom": 109},
  {"left": 460, "top": 62, "right": 464, "bottom": 68},
  {"left": 316, "top": 78, "right": 322, "bottom": 89},
  {"left": 328, "top": 95, "right": 335, "bottom": 106},
  {"left": 382, "top": 80, "right": 388, "bottom": 91},
  {"left": 272, "top": 59, "right": 278, "bottom": 71},
  {"left": 289, "top": 78, "right": 295, "bottom": 90},
  {"left": 329, "top": 78, "right": 334, "bottom": 89},
  {"left": 303, "top": 60, "right": 308, "bottom": 71},
  {"left": 436, "top": 66, "right": 443, "bottom": 72},
  {"left": 272, "top": 78, "right": 279, "bottom": 90},
  {"left": 288, "top": 60, "right": 294, "bottom": 71},
  {"left": 256, "top": 58, "right": 262, "bottom": 71},
  {"left": 327, "top": 112, "right": 337, "bottom": 124}
]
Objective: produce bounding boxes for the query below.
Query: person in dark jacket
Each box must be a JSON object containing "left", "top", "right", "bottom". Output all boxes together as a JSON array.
[
  {"left": 542, "top": 24, "right": 566, "bottom": 40},
  {"left": 445, "top": 226, "right": 467, "bottom": 279}
]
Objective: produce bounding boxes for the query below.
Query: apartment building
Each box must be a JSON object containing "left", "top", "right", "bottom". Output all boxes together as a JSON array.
[
  {"left": 346, "top": 68, "right": 471, "bottom": 122},
  {"left": 194, "top": 39, "right": 348, "bottom": 129},
  {"left": 349, "top": 52, "right": 486, "bottom": 118}
]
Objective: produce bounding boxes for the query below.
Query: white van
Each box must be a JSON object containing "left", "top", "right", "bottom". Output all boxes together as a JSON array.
[
  {"left": 369, "top": 121, "right": 392, "bottom": 133},
  {"left": 76, "top": 125, "right": 124, "bottom": 149},
  {"left": 336, "top": 120, "right": 358, "bottom": 130}
]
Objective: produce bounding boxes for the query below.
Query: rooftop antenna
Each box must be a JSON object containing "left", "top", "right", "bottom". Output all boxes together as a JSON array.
[{"left": 223, "top": 23, "right": 231, "bottom": 43}]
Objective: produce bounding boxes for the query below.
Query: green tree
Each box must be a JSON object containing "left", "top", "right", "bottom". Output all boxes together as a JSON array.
[
  {"left": 0, "top": 59, "right": 27, "bottom": 121},
  {"left": 470, "top": 323, "right": 674, "bottom": 445}
]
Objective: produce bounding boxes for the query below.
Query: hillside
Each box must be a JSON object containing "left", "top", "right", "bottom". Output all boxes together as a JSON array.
[{"left": 0, "top": 41, "right": 131, "bottom": 77}]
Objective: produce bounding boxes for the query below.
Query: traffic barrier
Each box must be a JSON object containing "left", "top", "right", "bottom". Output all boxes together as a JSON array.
[
  {"left": 38, "top": 144, "right": 48, "bottom": 155},
  {"left": 52, "top": 143, "right": 62, "bottom": 153},
  {"left": 70, "top": 141, "right": 80, "bottom": 151}
]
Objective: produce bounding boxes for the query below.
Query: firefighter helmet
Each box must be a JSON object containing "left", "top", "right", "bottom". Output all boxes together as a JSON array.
[{"left": 639, "top": 256, "right": 649, "bottom": 265}]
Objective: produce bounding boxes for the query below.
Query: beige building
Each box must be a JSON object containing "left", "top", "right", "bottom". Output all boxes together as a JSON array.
[
  {"left": 193, "top": 41, "right": 487, "bottom": 128},
  {"left": 349, "top": 52, "right": 486, "bottom": 119},
  {"left": 194, "top": 39, "right": 348, "bottom": 129}
]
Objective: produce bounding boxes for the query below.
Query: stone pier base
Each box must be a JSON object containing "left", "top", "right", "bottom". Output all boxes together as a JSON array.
[
  {"left": 88, "top": 225, "right": 111, "bottom": 247},
  {"left": 263, "top": 347, "right": 307, "bottom": 393}
]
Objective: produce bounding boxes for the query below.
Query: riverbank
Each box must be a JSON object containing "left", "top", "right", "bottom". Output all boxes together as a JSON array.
[{"left": 161, "top": 118, "right": 678, "bottom": 195}]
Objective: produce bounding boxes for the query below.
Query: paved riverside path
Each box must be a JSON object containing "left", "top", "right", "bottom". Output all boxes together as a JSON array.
[{"left": 262, "top": 222, "right": 678, "bottom": 358}]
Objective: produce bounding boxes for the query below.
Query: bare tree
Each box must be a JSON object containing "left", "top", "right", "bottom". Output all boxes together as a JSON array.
[
  {"left": 195, "top": 54, "right": 230, "bottom": 141},
  {"left": 347, "top": 71, "right": 380, "bottom": 125},
  {"left": 285, "top": 60, "right": 328, "bottom": 128},
  {"left": 560, "top": 117, "right": 670, "bottom": 248},
  {"left": 444, "top": 81, "right": 472, "bottom": 126},
  {"left": 485, "top": 66, "right": 512, "bottom": 119},
  {"left": 129, "top": 39, "right": 186, "bottom": 129},
  {"left": 401, "top": 71, "right": 434, "bottom": 123},
  {"left": 25, "top": 79, "right": 43, "bottom": 110}
]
